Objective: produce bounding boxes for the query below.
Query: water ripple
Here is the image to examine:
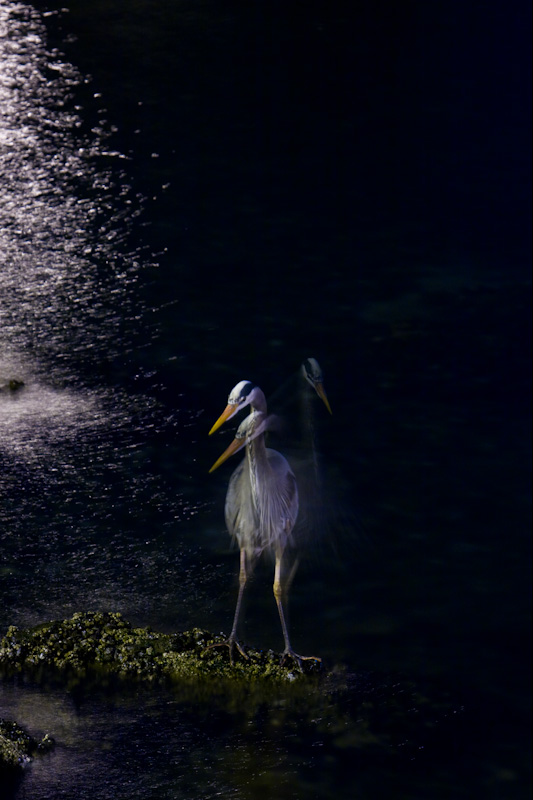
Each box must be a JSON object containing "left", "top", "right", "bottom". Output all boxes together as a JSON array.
[
  {"left": 0, "top": 2, "right": 144, "bottom": 376},
  {"left": 0, "top": 2, "right": 210, "bottom": 633}
]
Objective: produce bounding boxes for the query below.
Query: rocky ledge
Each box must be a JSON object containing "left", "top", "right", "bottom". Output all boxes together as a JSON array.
[
  {"left": 0, "top": 611, "right": 322, "bottom": 773},
  {"left": 0, "top": 611, "right": 321, "bottom": 690},
  {"left": 0, "top": 718, "right": 53, "bottom": 774},
  {"left": 0, "top": 611, "right": 463, "bottom": 777}
]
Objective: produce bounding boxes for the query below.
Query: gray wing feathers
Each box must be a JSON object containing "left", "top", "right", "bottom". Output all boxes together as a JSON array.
[{"left": 224, "top": 449, "right": 298, "bottom": 556}]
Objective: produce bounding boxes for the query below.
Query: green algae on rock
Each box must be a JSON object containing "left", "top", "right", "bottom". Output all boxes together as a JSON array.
[
  {"left": 0, "top": 718, "right": 54, "bottom": 773},
  {"left": 0, "top": 614, "right": 467, "bottom": 781},
  {"left": 0, "top": 612, "right": 321, "bottom": 691}
]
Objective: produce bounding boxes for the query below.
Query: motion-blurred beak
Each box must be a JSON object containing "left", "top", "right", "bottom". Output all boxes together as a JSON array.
[
  {"left": 209, "top": 403, "right": 238, "bottom": 435},
  {"left": 315, "top": 382, "right": 332, "bottom": 415},
  {"left": 208, "top": 437, "right": 245, "bottom": 473}
]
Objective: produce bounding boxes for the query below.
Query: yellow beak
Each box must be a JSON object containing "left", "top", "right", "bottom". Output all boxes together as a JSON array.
[
  {"left": 209, "top": 403, "right": 239, "bottom": 435},
  {"left": 208, "top": 436, "right": 245, "bottom": 473},
  {"left": 315, "top": 382, "right": 332, "bottom": 415}
]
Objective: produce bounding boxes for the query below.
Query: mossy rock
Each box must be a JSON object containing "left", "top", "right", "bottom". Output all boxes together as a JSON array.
[
  {"left": 0, "top": 613, "right": 466, "bottom": 777},
  {"left": 0, "top": 718, "right": 53, "bottom": 774},
  {"left": 0, "top": 612, "right": 321, "bottom": 694}
]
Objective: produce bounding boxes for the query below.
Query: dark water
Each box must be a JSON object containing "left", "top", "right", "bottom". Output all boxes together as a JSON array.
[{"left": 1, "top": 1, "right": 531, "bottom": 798}]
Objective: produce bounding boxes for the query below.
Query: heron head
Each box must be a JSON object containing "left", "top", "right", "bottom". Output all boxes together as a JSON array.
[
  {"left": 209, "top": 380, "right": 266, "bottom": 435},
  {"left": 301, "top": 358, "right": 332, "bottom": 415},
  {"left": 301, "top": 357, "right": 322, "bottom": 387},
  {"left": 227, "top": 380, "right": 255, "bottom": 408},
  {"left": 209, "top": 411, "right": 271, "bottom": 473}
]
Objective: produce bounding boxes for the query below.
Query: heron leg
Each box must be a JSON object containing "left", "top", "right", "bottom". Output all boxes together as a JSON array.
[
  {"left": 273, "top": 552, "right": 321, "bottom": 672},
  {"left": 227, "top": 548, "right": 249, "bottom": 660},
  {"left": 205, "top": 548, "right": 249, "bottom": 664}
]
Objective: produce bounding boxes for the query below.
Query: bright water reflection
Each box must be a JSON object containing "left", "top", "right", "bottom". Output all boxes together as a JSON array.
[
  {"left": 0, "top": 1, "right": 211, "bottom": 640},
  {"left": 1, "top": 2, "right": 141, "bottom": 374}
]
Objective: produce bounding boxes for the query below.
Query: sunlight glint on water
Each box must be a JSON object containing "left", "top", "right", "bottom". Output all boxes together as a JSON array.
[
  {"left": 0, "top": 1, "right": 143, "bottom": 378},
  {"left": 0, "top": 2, "right": 209, "bottom": 638}
]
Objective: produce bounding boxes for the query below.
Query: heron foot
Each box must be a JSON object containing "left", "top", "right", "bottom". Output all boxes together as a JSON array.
[
  {"left": 280, "top": 648, "right": 322, "bottom": 672},
  {"left": 204, "top": 636, "right": 249, "bottom": 665}
]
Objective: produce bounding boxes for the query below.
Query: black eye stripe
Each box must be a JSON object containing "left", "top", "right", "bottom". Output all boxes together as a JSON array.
[
  {"left": 303, "top": 358, "right": 322, "bottom": 384},
  {"left": 240, "top": 383, "right": 254, "bottom": 399}
]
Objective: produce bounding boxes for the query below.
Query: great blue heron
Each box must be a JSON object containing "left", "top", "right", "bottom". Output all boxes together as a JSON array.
[
  {"left": 300, "top": 357, "right": 332, "bottom": 417},
  {"left": 265, "top": 357, "right": 331, "bottom": 468},
  {"left": 265, "top": 359, "right": 332, "bottom": 539},
  {"left": 296, "top": 357, "right": 332, "bottom": 484},
  {"left": 208, "top": 381, "right": 321, "bottom": 669}
]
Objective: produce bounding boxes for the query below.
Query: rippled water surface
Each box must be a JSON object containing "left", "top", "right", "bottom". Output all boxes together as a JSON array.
[
  {"left": 1, "top": 1, "right": 530, "bottom": 798},
  {"left": 0, "top": 1, "right": 212, "bottom": 635}
]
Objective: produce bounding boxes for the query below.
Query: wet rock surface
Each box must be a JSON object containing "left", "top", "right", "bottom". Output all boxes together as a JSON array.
[
  {"left": 0, "top": 717, "right": 53, "bottom": 774},
  {"left": 1, "top": 611, "right": 465, "bottom": 776},
  {"left": 0, "top": 612, "right": 321, "bottom": 692}
]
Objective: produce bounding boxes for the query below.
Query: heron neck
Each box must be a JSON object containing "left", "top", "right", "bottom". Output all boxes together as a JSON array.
[
  {"left": 251, "top": 387, "right": 267, "bottom": 415},
  {"left": 245, "top": 417, "right": 270, "bottom": 502}
]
